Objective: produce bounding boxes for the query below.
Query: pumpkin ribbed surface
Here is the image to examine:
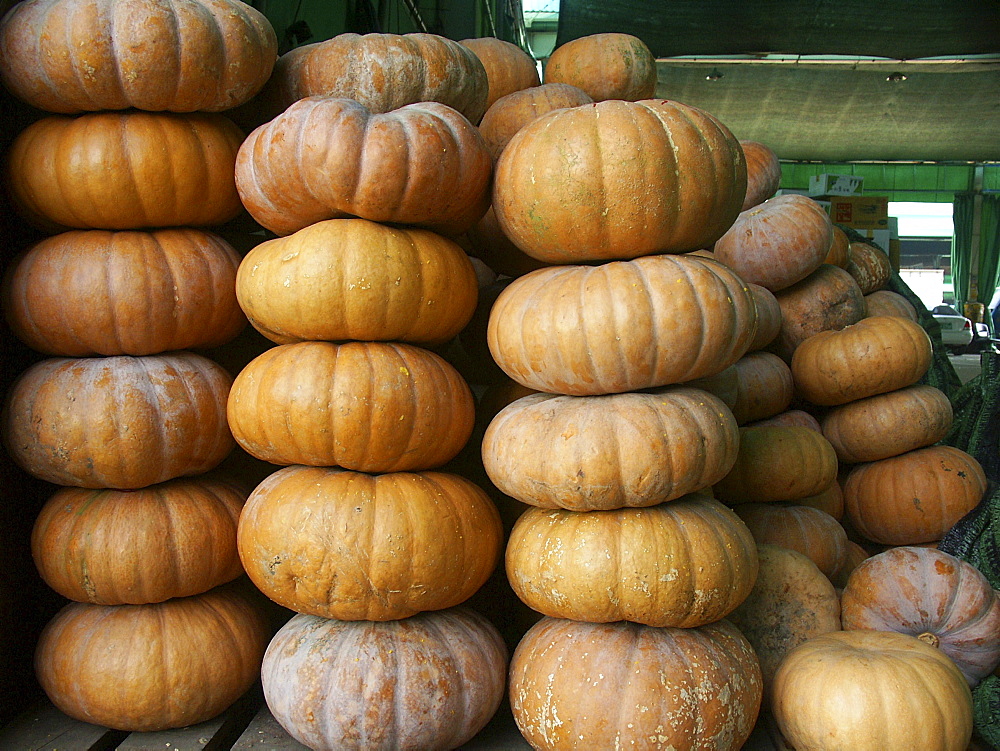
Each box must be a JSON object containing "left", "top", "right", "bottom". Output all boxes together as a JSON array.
[
  {"left": 478, "top": 82, "right": 592, "bottom": 159},
  {"left": 746, "top": 282, "right": 782, "bottom": 351},
  {"left": 237, "top": 466, "right": 502, "bottom": 621},
  {"left": 510, "top": 617, "right": 762, "bottom": 751},
  {"left": 2, "top": 229, "right": 245, "bottom": 356},
  {"left": 740, "top": 140, "right": 781, "bottom": 210},
  {"left": 6, "top": 111, "right": 243, "bottom": 231},
  {"left": 505, "top": 494, "right": 758, "bottom": 628},
  {"left": 2, "top": 352, "right": 233, "bottom": 489},
  {"left": 459, "top": 37, "right": 540, "bottom": 114},
  {"left": 733, "top": 503, "right": 849, "bottom": 579},
  {"left": 825, "top": 226, "right": 852, "bottom": 268},
  {"left": 730, "top": 351, "right": 794, "bottom": 424},
  {"left": 487, "top": 254, "right": 757, "bottom": 395},
  {"left": 235, "top": 97, "right": 492, "bottom": 237},
  {"left": 0, "top": 0, "right": 277, "bottom": 113},
  {"left": 846, "top": 241, "right": 892, "bottom": 294},
  {"left": 541, "top": 33, "right": 657, "bottom": 102},
  {"left": 228, "top": 341, "right": 474, "bottom": 472},
  {"left": 235, "top": 218, "right": 478, "bottom": 346},
  {"left": 865, "top": 289, "right": 918, "bottom": 320}
]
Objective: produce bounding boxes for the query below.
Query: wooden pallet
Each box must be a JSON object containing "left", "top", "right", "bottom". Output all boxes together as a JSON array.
[{"left": 0, "top": 687, "right": 532, "bottom": 750}]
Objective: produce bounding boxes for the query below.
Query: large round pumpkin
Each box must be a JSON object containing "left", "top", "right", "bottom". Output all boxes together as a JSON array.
[
  {"left": 730, "top": 351, "right": 794, "bottom": 424},
  {"left": 865, "top": 289, "right": 918, "bottom": 320},
  {"left": 846, "top": 241, "right": 892, "bottom": 294},
  {"left": 31, "top": 477, "right": 245, "bottom": 605},
  {"left": 2, "top": 228, "right": 245, "bottom": 356},
  {"left": 0, "top": 0, "right": 277, "bottom": 113},
  {"left": 235, "top": 218, "right": 478, "bottom": 346},
  {"left": 733, "top": 503, "right": 849, "bottom": 579},
  {"left": 2, "top": 352, "right": 233, "bottom": 489},
  {"left": 228, "top": 341, "right": 474, "bottom": 472},
  {"left": 459, "top": 37, "right": 540, "bottom": 114},
  {"left": 482, "top": 387, "right": 738, "bottom": 511},
  {"left": 6, "top": 111, "right": 243, "bottom": 231},
  {"left": 740, "top": 140, "right": 782, "bottom": 210},
  {"left": 477, "top": 82, "right": 593, "bottom": 159},
  {"left": 237, "top": 466, "right": 503, "bottom": 621},
  {"left": 493, "top": 98, "right": 746, "bottom": 262},
  {"left": 34, "top": 582, "right": 271, "bottom": 732},
  {"left": 510, "top": 617, "right": 762, "bottom": 750},
  {"left": 542, "top": 32, "right": 657, "bottom": 102},
  {"left": 262, "top": 607, "right": 507, "bottom": 751},
  {"left": 505, "top": 494, "right": 758, "bottom": 628},
  {"left": 487, "top": 253, "right": 757, "bottom": 395}
]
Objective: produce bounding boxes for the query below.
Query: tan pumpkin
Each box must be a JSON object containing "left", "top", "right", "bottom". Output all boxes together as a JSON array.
[
  {"left": 772, "top": 630, "right": 973, "bottom": 751},
  {"left": 733, "top": 503, "right": 849, "bottom": 579},
  {"left": 228, "top": 341, "right": 474, "bottom": 473},
  {"left": 2, "top": 229, "right": 245, "bottom": 356},
  {"left": 237, "top": 466, "right": 503, "bottom": 621},
  {"left": 731, "top": 351, "right": 794, "bottom": 424},
  {"left": 510, "top": 617, "right": 762, "bottom": 751},
  {"left": 846, "top": 241, "right": 892, "bottom": 294},
  {"left": 262, "top": 607, "right": 507, "bottom": 751},
  {"left": 34, "top": 582, "right": 271, "bottom": 732},
  {"left": 235, "top": 219, "right": 478, "bottom": 346},
  {"left": 487, "top": 254, "right": 757, "bottom": 395},
  {"left": 796, "top": 480, "right": 845, "bottom": 521},
  {"left": 235, "top": 97, "right": 492, "bottom": 237},
  {"left": 31, "top": 477, "right": 244, "bottom": 604},
  {"left": 791, "top": 316, "right": 934, "bottom": 406},
  {"left": 464, "top": 206, "right": 547, "bottom": 278},
  {"left": 821, "top": 384, "right": 954, "bottom": 463},
  {"left": 459, "top": 37, "right": 540, "bottom": 114},
  {"left": 6, "top": 111, "right": 243, "bottom": 231},
  {"left": 2, "top": 352, "right": 234, "bottom": 489},
  {"left": 482, "top": 387, "right": 738, "bottom": 511},
  {"left": 0, "top": 0, "right": 277, "bottom": 113},
  {"left": 477, "top": 82, "right": 592, "bottom": 159},
  {"left": 747, "top": 282, "right": 783, "bottom": 351},
  {"left": 542, "top": 32, "right": 657, "bottom": 102},
  {"left": 746, "top": 409, "right": 822, "bottom": 433},
  {"left": 824, "top": 225, "right": 852, "bottom": 268},
  {"left": 682, "top": 362, "right": 740, "bottom": 413},
  {"left": 841, "top": 546, "right": 1000, "bottom": 685},
  {"left": 505, "top": 494, "right": 758, "bottom": 628},
  {"left": 844, "top": 445, "right": 987, "bottom": 545},
  {"left": 865, "top": 289, "right": 919, "bottom": 320},
  {"left": 740, "top": 140, "right": 782, "bottom": 211},
  {"left": 493, "top": 99, "right": 746, "bottom": 262}
]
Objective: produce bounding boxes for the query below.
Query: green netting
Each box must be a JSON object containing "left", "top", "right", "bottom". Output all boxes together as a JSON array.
[
  {"left": 780, "top": 163, "right": 976, "bottom": 203},
  {"left": 973, "top": 675, "right": 1000, "bottom": 748}
]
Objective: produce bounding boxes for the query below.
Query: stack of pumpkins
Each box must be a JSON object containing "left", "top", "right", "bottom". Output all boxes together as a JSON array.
[
  {"left": 475, "top": 33, "right": 770, "bottom": 750},
  {"left": 0, "top": 0, "right": 278, "bottom": 732},
  {"left": 225, "top": 30, "right": 517, "bottom": 751}
]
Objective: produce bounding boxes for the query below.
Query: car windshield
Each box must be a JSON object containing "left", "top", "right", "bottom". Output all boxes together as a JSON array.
[{"left": 932, "top": 305, "right": 960, "bottom": 316}]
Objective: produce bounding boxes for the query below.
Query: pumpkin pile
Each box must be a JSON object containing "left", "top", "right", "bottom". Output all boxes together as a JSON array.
[{"left": 0, "top": 0, "right": 280, "bottom": 732}]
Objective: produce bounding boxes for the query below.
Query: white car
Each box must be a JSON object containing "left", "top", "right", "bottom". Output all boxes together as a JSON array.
[{"left": 931, "top": 305, "right": 974, "bottom": 351}]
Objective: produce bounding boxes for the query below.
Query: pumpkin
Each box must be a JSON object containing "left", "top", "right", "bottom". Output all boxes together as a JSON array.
[
  {"left": 476, "top": 378, "right": 539, "bottom": 426},
  {"left": 730, "top": 351, "right": 794, "bottom": 424},
  {"left": 487, "top": 254, "right": 757, "bottom": 395},
  {"left": 2, "top": 229, "right": 245, "bottom": 356},
  {"left": 235, "top": 218, "right": 478, "bottom": 346},
  {"left": 482, "top": 387, "right": 738, "bottom": 511},
  {"left": 772, "top": 630, "right": 973, "bottom": 751},
  {"left": 841, "top": 546, "right": 1000, "bottom": 685},
  {"left": 2, "top": 352, "right": 233, "bottom": 489},
  {"left": 844, "top": 445, "right": 987, "bottom": 546},
  {"left": 235, "top": 97, "right": 492, "bottom": 237},
  {"left": 682, "top": 363, "right": 740, "bottom": 412},
  {"left": 714, "top": 194, "right": 834, "bottom": 292},
  {"left": 464, "top": 206, "right": 547, "bottom": 278},
  {"left": 740, "top": 140, "right": 782, "bottom": 211},
  {"left": 31, "top": 477, "right": 245, "bottom": 605},
  {"left": 459, "top": 37, "right": 540, "bottom": 114},
  {"left": 542, "top": 32, "right": 657, "bottom": 102},
  {"left": 769, "top": 263, "right": 868, "bottom": 361},
  {"left": 846, "top": 241, "right": 892, "bottom": 294},
  {"left": 34, "top": 582, "right": 271, "bottom": 732},
  {"left": 747, "top": 282, "right": 782, "bottom": 351},
  {"left": 733, "top": 503, "right": 849, "bottom": 579},
  {"left": 477, "top": 82, "right": 592, "bottom": 159},
  {"left": 510, "top": 617, "right": 762, "bottom": 751},
  {"left": 746, "top": 409, "right": 822, "bottom": 433},
  {"left": 831, "top": 540, "right": 871, "bottom": 589},
  {"left": 824, "top": 226, "right": 852, "bottom": 268},
  {"left": 727, "top": 544, "right": 841, "bottom": 693},
  {"left": 864, "top": 289, "right": 919, "bottom": 320},
  {"left": 6, "top": 111, "right": 243, "bottom": 231},
  {"left": 505, "top": 494, "right": 758, "bottom": 628},
  {"left": 0, "top": 0, "right": 276, "bottom": 113},
  {"left": 821, "top": 384, "right": 953, "bottom": 463},
  {"left": 791, "top": 316, "right": 933, "bottom": 406},
  {"left": 493, "top": 98, "right": 746, "bottom": 263},
  {"left": 237, "top": 466, "right": 503, "bottom": 621},
  {"left": 714, "top": 426, "right": 838, "bottom": 504},
  {"left": 262, "top": 607, "right": 507, "bottom": 751},
  {"left": 797, "top": 480, "right": 845, "bottom": 521},
  {"left": 228, "top": 341, "right": 474, "bottom": 473}
]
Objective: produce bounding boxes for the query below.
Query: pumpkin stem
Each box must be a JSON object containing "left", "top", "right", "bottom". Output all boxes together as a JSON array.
[{"left": 917, "top": 631, "right": 940, "bottom": 648}]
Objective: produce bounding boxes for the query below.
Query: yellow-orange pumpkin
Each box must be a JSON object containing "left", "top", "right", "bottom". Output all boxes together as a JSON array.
[
  {"left": 459, "top": 37, "right": 540, "bottom": 114},
  {"left": 477, "top": 82, "right": 592, "bottom": 159},
  {"left": 542, "top": 33, "right": 657, "bottom": 102}
]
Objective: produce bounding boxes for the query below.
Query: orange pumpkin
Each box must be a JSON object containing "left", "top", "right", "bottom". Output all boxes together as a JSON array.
[
  {"left": 747, "top": 282, "right": 783, "bottom": 351},
  {"left": 846, "top": 241, "right": 892, "bottom": 294},
  {"left": 824, "top": 225, "right": 852, "bottom": 268},
  {"left": 542, "top": 33, "right": 657, "bottom": 102},
  {"left": 733, "top": 503, "right": 849, "bottom": 579},
  {"left": 865, "top": 289, "right": 919, "bottom": 320},
  {"left": 746, "top": 409, "right": 822, "bottom": 433},
  {"left": 459, "top": 37, "right": 540, "bottom": 114},
  {"left": 464, "top": 206, "right": 547, "bottom": 278},
  {"left": 730, "top": 351, "right": 794, "bottom": 424},
  {"left": 477, "top": 82, "right": 592, "bottom": 159},
  {"left": 740, "top": 140, "right": 782, "bottom": 211}
]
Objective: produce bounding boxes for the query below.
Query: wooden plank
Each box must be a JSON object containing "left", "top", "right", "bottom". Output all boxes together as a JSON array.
[
  {"left": 0, "top": 701, "right": 127, "bottom": 751},
  {"left": 231, "top": 706, "right": 307, "bottom": 750},
  {"left": 460, "top": 701, "right": 532, "bottom": 751}
]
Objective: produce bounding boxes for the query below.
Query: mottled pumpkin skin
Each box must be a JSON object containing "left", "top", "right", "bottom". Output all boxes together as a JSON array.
[
  {"left": 0, "top": 0, "right": 277, "bottom": 113},
  {"left": 542, "top": 33, "right": 657, "bottom": 102},
  {"left": 772, "top": 631, "right": 973, "bottom": 751},
  {"left": 478, "top": 82, "right": 592, "bottom": 159},
  {"left": 740, "top": 140, "right": 782, "bottom": 210},
  {"left": 2, "top": 352, "right": 234, "bottom": 489},
  {"left": 228, "top": 341, "right": 474, "bottom": 472},
  {"left": 31, "top": 478, "right": 245, "bottom": 604},
  {"left": 864, "top": 289, "right": 919, "bottom": 320},
  {"left": 506, "top": 494, "right": 759, "bottom": 628},
  {"left": 846, "top": 241, "right": 892, "bottom": 294},
  {"left": 733, "top": 503, "right": 849, "bottom": 579},
  {"left": 34, "top": 583, "right": 271, "bottom": 732},
  {"left": 459, "top": 37, "right": 540, "bottom": 115},
  {"left": 844, "top": 446, "right": 987, "bottom": 546},
  {"left": 6, "top": 111, "right": 243, "bottom": 231},
  {"left": 2, "top": 229, "right": 245, "bottom": 356},
  {"left": 482, "top": 387, "right": 738, "bottom": 511},
  {"left": 237, "top": 466, "right": 503, "bottom": 621},
  {"left": 487, "top": 254, "right": 758, "bottom": 395},
  {"left": 262, "top": 608, "right": 507, "bottom": 751},
  {"left": 510, "top": 617, "right": 762, "bottom": 751},
  {"left": 493, "top": 99, "right": 746, "bottom": 263},
  {"left": 841, "top": 546, "right": 1000, "bottom": 685},
  {"left": 235, "top": 219, "right": 478, "bottom": 346}
]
